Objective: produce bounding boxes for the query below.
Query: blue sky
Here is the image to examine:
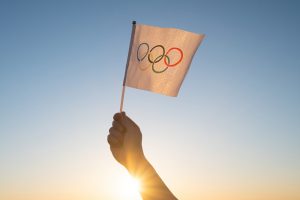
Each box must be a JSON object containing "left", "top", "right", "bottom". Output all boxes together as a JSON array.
[{"left": 0, "top": 1, "right": 299, "bottom": 199}]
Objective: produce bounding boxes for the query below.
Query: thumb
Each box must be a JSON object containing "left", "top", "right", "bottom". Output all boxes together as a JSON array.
[
  {"left": 124, "top": 114, "right": 139, "bottom": 128},
  {"left": 117, "top": 112, "right": 139, "bottom": 129}
]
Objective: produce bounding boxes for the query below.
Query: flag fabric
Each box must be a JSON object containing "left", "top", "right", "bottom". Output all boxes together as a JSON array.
[{"left": 124, "top": 23, "right": 205, "bottom": 97}]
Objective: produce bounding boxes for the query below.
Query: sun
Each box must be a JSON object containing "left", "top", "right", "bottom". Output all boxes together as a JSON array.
[{"left": 118, "top": 173, "right": 142, "bottom": 200}]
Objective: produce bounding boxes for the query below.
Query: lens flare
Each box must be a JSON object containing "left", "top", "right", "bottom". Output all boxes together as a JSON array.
[{"left": 118, "top": 173, "right": 141, "bottom": 200}]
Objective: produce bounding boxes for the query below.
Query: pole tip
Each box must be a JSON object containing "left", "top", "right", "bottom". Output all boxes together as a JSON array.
[{"left": 132, "top": 21, "right": 136, "bottom": 24}]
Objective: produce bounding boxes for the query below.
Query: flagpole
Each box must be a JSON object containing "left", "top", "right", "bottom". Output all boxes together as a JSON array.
[
  {"left": 119, "top": 85, "right": 126, "bottom": 113},
  {"left": 120, "top": 20, "right": 136, "bottom": 113}
]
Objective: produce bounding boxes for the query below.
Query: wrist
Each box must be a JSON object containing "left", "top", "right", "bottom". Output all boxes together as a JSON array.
[{"left": 126, "top": 154, "right": 149, "bottom": 176}]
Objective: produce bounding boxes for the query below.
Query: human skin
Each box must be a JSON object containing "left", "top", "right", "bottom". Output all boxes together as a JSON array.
[{"left": 107, "top": 112, "right": 178, "bottom": 200}]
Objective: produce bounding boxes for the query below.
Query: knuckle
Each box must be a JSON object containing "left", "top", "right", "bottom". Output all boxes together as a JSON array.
[
  {"left": 107, "top": 135, "right": 112, "bottom": 144},
  {"left": 112, "top": 121, "right": 118, "bottom": 127},
  {"left": 136, "top": 126, "right": 141, "bottom": 132},
  {"left": 113, "top": 113, "right": 121, "bottom": 121}
]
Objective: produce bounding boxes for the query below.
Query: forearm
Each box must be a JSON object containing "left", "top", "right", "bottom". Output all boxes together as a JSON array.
[{"left": 127, "top": 157, "right": 178, "bottom": 200}]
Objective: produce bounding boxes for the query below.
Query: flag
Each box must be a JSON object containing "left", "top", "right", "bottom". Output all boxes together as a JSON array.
[{"left": 124, "top": 22, "right": 205, "bottom": 97}]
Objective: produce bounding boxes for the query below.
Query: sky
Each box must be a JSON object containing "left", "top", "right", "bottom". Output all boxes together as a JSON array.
[{"left": 0, "top": 0, "right": 299, "bottom": 199}]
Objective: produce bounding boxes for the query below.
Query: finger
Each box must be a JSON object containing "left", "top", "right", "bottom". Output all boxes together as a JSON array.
[
  {"left": 107, "top": 134, "right": 120, "bottom": 146},
  {"left": 107, "top": 127, "right": 124, "bottom": 147},
  {"left": 121, "top": 111, "right": 126, "bottom": 117},
  {"left": 124, "top": 115, "right": 139, "bottom": 129},
  {"left": 109, "top": 127, "right": 123, "bottom": 141},
  {"left": 110, "top": 141, "right": 122, "bottom": 148},
  {"left": 113, "top": 112, "right": 125, "bottom": 121},
  {"left": 113, "top": 112, "right": 126, "bottom": 120},
  {"left": 112, "top": 120, "right": 126, "bottom": 132}
]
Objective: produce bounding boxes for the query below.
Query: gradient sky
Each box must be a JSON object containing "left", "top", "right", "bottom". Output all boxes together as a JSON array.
[{"left": 0, "top": 1, "right": 299, "bottom": 200}]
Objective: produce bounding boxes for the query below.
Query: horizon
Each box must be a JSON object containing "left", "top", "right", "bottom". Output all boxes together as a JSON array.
[{"left": 0, "top": 1, "right": 299, "bottom": 199}]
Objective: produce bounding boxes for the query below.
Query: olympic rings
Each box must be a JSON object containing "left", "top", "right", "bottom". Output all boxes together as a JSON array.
[{"left": 136, "top": 42, "right": 184, "bottom": 74}]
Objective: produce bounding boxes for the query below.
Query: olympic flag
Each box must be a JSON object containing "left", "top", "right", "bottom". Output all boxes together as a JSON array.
[
  {"left": 120, "top": 21, "right": 205, "bottom": 111},
  {"left": 123, "top": 21, "right": 205, "bottom": 97}
]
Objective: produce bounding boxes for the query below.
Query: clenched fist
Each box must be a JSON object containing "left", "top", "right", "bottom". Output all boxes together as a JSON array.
[{"left": 107, "top": 112, "right": 146, "bottom": 172}]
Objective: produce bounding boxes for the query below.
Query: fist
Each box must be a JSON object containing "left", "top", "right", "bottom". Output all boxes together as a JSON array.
[{"left": 107, "top": 112, "right": 145, "bottom": 171}]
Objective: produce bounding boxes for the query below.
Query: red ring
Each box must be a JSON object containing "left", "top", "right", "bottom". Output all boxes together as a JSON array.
[{"left": 164, "top": 47, "right": 183, "bottom": 67}]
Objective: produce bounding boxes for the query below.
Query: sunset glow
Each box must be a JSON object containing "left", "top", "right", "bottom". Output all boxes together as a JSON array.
[
  {"left": 118, "top": 174, "right": 141, "bottom": 200},
  {"left": 0, "top": 1, "right": 299, "bottom": 200}
]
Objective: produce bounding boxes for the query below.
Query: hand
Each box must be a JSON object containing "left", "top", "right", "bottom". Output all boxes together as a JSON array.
[
  {"left": 107, "top": 112, "right": 178, "bottom": 199},
  {"left": 107, "top": 112, "right": 146, "bottom": 171}
]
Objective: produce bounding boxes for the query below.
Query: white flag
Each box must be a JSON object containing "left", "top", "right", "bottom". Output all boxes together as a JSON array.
[{"left": 124, "top": 22, "right": 205, "bottom": 97}]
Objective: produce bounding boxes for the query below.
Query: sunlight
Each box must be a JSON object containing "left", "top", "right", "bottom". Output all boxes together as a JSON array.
[{"left": 118, "top": 173, "right": 142, "bottom": 200}]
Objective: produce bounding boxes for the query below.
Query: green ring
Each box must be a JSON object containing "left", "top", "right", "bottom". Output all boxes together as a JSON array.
[{"left": 152, "top": 55, "right": 170, "bottom": 73}]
